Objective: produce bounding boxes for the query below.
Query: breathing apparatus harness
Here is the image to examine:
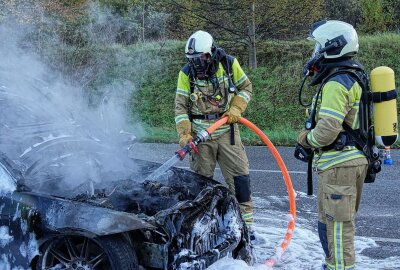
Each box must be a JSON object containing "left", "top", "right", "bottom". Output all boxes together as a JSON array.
[
  {"left": 187, "top": 48, "right": 238, "bottom": 144},
  {"left": 296, "top": 55, "right": 391, "bottom": 194}
]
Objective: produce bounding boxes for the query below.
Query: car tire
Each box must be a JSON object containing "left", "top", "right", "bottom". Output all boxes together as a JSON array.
[{"left": 36, "top": 234, "right": 139, "bottom": 270}]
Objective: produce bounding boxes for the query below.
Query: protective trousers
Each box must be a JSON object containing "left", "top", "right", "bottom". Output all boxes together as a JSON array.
[
  {"left": 317, "top": 161, "right": 368, "bottom": 270},
  {"left": 189, "top": 127, "right": 253, "bottom": 225}
]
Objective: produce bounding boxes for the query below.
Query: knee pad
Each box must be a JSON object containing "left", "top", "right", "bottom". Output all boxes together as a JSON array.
[{"left": 234, "top": 175, "right": 251, "bottom": 203}]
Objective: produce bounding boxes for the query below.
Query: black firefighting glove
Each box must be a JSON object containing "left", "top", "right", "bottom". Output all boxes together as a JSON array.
[
  {"left": 294, "top": 129, "right": 313, "bottom": 162},
  {"left": 296, "top": 129, "right": 312, "bottom": 149}
]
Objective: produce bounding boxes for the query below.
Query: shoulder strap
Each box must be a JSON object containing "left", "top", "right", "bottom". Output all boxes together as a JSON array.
[
  {"left": 220, "top": 55, "right": 234, "bottom": 80},
  {"left": 335, "top": 69, "right": 376, "bottom": 158},
  {"left": 188, "top": 64, "right": 196, "bottom": 94},
  {"left": 321, "top": 68, "right": 371, "bottom": 132},
  {"left": 338, "top": 69, "right": 375, "bottom": 139},
  {"left": 220, "top": 54, "right": 236, "bottom": 93},
  {"left": 186, "top": 64, "right": 197, "bottom": 121}
]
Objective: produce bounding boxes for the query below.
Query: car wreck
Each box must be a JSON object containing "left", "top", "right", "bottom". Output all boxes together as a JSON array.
[
  {"left": 0, "top": 83, "right": 253, "bottom": 269},
  {"left": 0, "top": 153, "right": 253, "bottom": 270}
]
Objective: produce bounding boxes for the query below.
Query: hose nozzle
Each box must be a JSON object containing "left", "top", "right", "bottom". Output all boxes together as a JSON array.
[
  {"left": 175, "top": 140, "right": 198, "bottom": 160},
  {"left": 175, "top": 130, "right": 210, "bottom": 161}
]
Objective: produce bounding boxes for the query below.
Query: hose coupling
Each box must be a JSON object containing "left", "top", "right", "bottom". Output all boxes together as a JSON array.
[{"left": 195, "top": 130, "right": 210, "bottom": 143}]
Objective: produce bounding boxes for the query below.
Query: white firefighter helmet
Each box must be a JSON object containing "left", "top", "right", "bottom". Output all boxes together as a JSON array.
[
  {"left": 185, "top": 30, "right": 216, "bottom": 59},
  {"left": 308, "top": 20, "right": 359, "bottom": 59}
]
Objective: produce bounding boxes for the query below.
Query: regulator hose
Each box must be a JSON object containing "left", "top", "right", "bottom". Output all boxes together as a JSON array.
[{"left": 205, "top": 117, "right": 296, "bottom": 267}]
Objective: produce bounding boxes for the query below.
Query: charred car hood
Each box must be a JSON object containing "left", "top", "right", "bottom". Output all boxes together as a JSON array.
[
  {"left": 2, "top": 155, "right": 227, "bottom": 237},
  {"left": 9, "top": 191, "right": 155, "bottom": 237}
]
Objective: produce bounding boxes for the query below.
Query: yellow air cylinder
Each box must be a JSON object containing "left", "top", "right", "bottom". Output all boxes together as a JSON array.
[{"left": 370, "top": 66, "right": 398, "bottom": 147}]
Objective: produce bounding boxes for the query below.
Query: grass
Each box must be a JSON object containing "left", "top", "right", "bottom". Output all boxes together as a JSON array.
[
  {"left": 130, "top": 34, "right": 400, "bottom": 146},
  {"left": 137, "top": 125, "right": 298, "bottom": 146},
  {"left": 41, "top": 33, "right": 400, "bottom": 146}
]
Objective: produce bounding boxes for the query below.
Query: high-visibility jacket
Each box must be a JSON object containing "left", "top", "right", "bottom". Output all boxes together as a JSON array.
[
  {"left": 174, "top": 57, "right": 252, "bottom": 137},
  {"left": 307, "top": 72, "right": 368, "bottom": 171}
]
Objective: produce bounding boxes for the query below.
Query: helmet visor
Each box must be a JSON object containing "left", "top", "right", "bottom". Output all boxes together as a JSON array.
[
  {"left": 311, "top": 42, "right": 322, "bottom": 58},
  {"left": 186, "top": 53, "right": 202, "bottom": 59},
  {"left": 185, "top": 52, "right": 210, "bottom": 59}
]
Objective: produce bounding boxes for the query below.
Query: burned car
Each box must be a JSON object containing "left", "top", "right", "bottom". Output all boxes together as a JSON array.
[
  {"left": 0, "top": 153, "right": 253, "bottom": 269},
  {"left": 0, "top": 81, "right": 253, "bottom": 269}
]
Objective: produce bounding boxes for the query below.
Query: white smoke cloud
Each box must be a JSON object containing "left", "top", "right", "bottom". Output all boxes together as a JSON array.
[{"left": 0, "top": 3, "right": 165, "bottom": 197}]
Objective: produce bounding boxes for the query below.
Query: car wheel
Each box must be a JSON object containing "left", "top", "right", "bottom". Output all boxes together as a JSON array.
[{"left": 36, "top": 235, "right": 139, "bottom": 270}]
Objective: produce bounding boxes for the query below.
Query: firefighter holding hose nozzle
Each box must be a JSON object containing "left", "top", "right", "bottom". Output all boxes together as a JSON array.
[{"left": 174, "top": 30, "right": 256, "bottom": 239}]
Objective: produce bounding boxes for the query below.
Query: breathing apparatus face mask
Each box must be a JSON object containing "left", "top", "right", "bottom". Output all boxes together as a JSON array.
[
  {"left": 303, "top": 35, "right": 348, "bottom": 77},
  {"left": 188, "top": 55, "right": 220, "bottom": 91},
  {"left": 187, "top": 53, "right": 212, "bottom": 79},
  {"left": 303, "top": 42, "right": 323, "bottom": 76},
  {"left": 298, "top": 41, "right": 325, "bottom": 108}
]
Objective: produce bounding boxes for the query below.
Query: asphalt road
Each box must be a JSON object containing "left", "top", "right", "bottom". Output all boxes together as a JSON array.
[{"left": 129, "top": 143, "right": 400, "bottom": 260}]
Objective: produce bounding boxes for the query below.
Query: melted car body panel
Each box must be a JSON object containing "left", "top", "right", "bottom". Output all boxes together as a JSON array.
[
  {"left": 0, "top": 158, "right": 253, "bottom": 269},
  {"left": 15, "top": 192, "right": 155, "bottom": 235}
]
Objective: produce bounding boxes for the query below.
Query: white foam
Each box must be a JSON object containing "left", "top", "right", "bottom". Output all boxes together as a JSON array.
[
  {"left": 0, "top": 226, "right": 13, "bottom": 248},
  {"left": 207, "top": 195, "right": 400, "bottom": 270},
  {"left": 0, "top": 163, "right": 16, "bottom": 194}
]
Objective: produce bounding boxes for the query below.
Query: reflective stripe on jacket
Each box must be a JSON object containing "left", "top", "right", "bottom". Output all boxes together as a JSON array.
[
  {"left": 174, "top": 57, "right": 252, "bottom": 136},
  {"left": 307, "top": 73, "right": 367, "bottom": 171}
]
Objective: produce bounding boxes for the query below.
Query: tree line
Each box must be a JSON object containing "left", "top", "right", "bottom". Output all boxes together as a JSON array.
[{"left": 2, "top": 0, "right": 400, "bottom": 69}]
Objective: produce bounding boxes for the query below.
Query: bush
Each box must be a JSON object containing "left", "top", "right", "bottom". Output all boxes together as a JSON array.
[
  {"left": 360, "top": 0, "right": 388, "bottom": 33},
  {"left": 131, "top": 34, "right": 400, "bottom": 144}
]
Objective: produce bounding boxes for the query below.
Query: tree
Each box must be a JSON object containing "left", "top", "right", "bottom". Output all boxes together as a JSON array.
[
  {"left": 322, "top": 0, "right": 361, "bottom": 27},
  {"left": 383, "top": 0, "right": 400, "bottom": 31},
  {"left": 248, "top": 0, "right": 257, "bottom": 69},
  {"left": 359, "top": 0, "right": 388, "bottom": 33},
  {"left": 162, "top": 0, "right": 323, "bottom": 69}
]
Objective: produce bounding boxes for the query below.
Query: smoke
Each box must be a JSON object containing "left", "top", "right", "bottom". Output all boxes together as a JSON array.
[{"left": 0, "top": 2, "right": 165, "bottom": 197}]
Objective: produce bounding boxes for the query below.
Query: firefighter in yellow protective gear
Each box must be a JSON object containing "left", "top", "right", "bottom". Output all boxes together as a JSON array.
[
  {"left": 296, "top": 21, "right": 368, "bottom": 270},
  {"left": 174, "top": 30, "right": 254, "bottom": 229}
]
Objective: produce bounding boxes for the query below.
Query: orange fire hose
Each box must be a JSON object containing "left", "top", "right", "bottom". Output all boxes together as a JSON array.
[{"left": 206, "top": 117, "right": 296, "bottom": 267}]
